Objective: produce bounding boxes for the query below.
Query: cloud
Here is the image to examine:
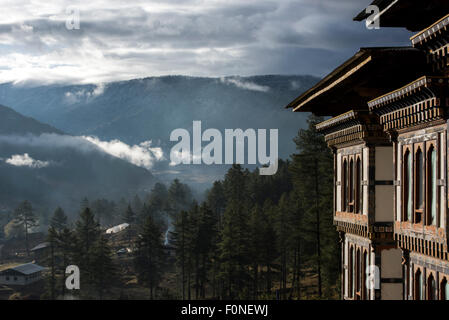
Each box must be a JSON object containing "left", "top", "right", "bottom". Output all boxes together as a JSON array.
[
  {"left": 0, "top": 133, "right": 164, "bottom": 170},
  {"left": 5, "top": 153, "right": 50, "bottom": 168},
  {"left": 169, "top": 150, "right": 201, "bottom": 167},
  {"left": 82, "top": 136, "right": 164, "bottom": 170},
  {"left": 64, "top": 83, "right": 106, "bottom": 103},
  {"left": 220, "top": 77, "right": 270, "bottom": 92},
  {"left": 0, "top": 0, "right": 411, "bottom": 84}
]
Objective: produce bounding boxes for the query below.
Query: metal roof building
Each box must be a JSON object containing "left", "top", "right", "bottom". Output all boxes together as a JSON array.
[{"left": 0, "top": 262, "right": 46, "bottom": 286}]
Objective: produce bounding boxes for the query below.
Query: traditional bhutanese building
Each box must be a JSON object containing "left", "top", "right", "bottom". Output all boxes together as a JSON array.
[
  {"left": 287, "top": 0, "right": 449, "bottom": 300},
  {"left": 366, "top": 13, "right": 449, "bottom": 300}
]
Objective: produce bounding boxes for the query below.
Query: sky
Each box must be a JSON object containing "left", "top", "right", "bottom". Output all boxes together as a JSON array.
[{"left": 0, "top": 0, "right": 412, "bottom": 85}]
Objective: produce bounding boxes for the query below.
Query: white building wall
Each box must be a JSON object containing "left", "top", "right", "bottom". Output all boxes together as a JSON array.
[
  {"left": 375, "top": 185, "right": 394, "bottom": 222},
  {"left": 375, "top": 147, "right": 393, "bottom": 181},
  {"left": 375, "top": 146, "right": 394, "bottom": 222},
  {"left": 396, "top": 143, "right": 402, "bottom": 221},
  {"left": 336, "top": 152, "right": 342, "bottom": 212}
]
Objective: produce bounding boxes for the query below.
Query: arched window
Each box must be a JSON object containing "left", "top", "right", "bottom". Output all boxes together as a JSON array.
[
  {"left": 427, "top": 145, "right": 437, "bottom": 226},
  {"left": 349, "top": 158, "right": 354, "bottom": 212},
  {"left": 441, "top": 278, "right": 449, "bottom": 300},
  {"left": 362, "top": 251, "right": 368, "bottom": 300},
  {"left": 415, "top": 269, "right": 423, "bottom": 300},
  {"left": 355, "top": 157, "right": 362, "bottom": 214},
  {"left": 415, "top": 148, "right": 424, "bottom": 224},
  {"left": 427, "top": 274, "right": 436, "bottom": 300},
  {"left": 356, "top": 248, "right": 361, "bottom": 299},
  {"left": 343, "top": 159, "right": 347, "bottom": 212},
  {"left": 403, "top": 149, "right": 413, "bottom": 221},
  {"left": 348, "top": 246, "right": 354, "bottom": 298}
]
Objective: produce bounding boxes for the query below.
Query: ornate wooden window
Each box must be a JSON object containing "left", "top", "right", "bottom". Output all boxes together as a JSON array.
[
  {"left": 414, "top": 144, "right": 425, "bottom": 224},
  {"left": 342, "top": 158, "right": 348, "bottom": 212},
  {"left": 349, "top": 157, "right": 354, "bottom": 213},
  {"left": 414, "top": 269, "right": 423, "bottom": 300},
  {"left": 348, "top": 245, "right": 354, "bottom": 298},
  {"left": 341, "top": 154, "right": 362, "bottom": 214},
  {"left": 362, "top": 250, "right": 368, "bottom": 300},
  {"left": 426, "top": 142, "right": 437, "bottom": 226},
  {"left": 441, "top": 278, "right": 449, "bottom": 300},
  {"left": 403, "top": 147, "right": 413, "bottom": 222},
  {"left": 355, "top": 156, "right": 362, "bottom": 214},
  {"left": 355, "top": 248, "right": 361, "bottom": 299}
]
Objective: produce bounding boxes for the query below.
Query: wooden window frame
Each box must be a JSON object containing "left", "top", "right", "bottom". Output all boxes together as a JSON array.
[
  {"left": 348, "top": 245, "right": 354, "bottom": 299},
  {"left": 426, "top": 141, "right": 438, "bottom": 227},
  {"left": 402, "top": 145, "right": 413, "bottom": 222},
  {"left": 340, "top": 154, "right": 362, "bottom": 214},
  {"left": 355, "top": 248, "right": 361, "bottom": 300},
  {"left": 414, "top": 268, "right": 423, "bottom": 300},
  {"left": 342, "top": 157, "right": 348, "bottom": 212},
  {"left": 414, "top": 143, "right": 425, "bottom": 225},
  {"left": 362, "top": 250, "right": 368, "bottom": 300},
  {"left": 348, "top": 156, "right": 355, "bottom": 213},
  {"left": 427, "top": 273, "right": 436, "bottom": 300},
  {"left": 440, "top": 277, "right": 448, "bottom": 300},
  {"left": 355, "top": 155, "right": 362, "bottom": 214}
]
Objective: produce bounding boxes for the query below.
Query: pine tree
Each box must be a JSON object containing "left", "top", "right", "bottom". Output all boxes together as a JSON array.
[
  {"left": 74, "top": 207, "right": 101, "bottom": 295},
  {"left": 134, "top": 215, "right": 166, "bottom": 299},
  {"left": 168, "top": 179, "right": 192, "bottom": 218},
  {"left": 50, "top": 207, "right": 68, "bottom": 231},
  {"left": 172, "top": 210, "right": 189, "bottom": 300},
  {"left": 13, "top": 200, "right": 38, "bottom": 256},
  {"left": 290, "top": 114, "right": 337, "bottom": 298},
  {"left": 248, "top": 204, "right": 265, "bottom": 298},
  {"left": 57, "top": 227, "right": 75, "bottom": 298},
  {"left": 260, "top": 200, "right": 278, "bottom": 294},
  {"left": 288, "top": 191, "right": 304, "bottom": 299},
  {"left": 275, "top": 193, "right": 294, "bottom": 299},
  {"left": 90, "top": 235, "right": 117, "bottom": 299},
  {"left": 44, "top": 221, "right": 75, "bottom": 299},
  {"left": 46, "top": 226, "right": 58, "bottom": 300},
  {"left": 123, "top": 204, "right": 135, "bottom": 224},
  {"left": 206, "top": 181, "right": 226, "bottom": 228},
  {"left": 219, "top": 164, "right": 251, "bottom": 299}
]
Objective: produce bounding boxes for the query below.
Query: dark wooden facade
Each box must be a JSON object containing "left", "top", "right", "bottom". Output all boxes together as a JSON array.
[
  {"left": 368, "top": 13, "right": 449, "bottom": 300},
  {"left": 287, "top": 3, "right": 449, "bottom": 300}
]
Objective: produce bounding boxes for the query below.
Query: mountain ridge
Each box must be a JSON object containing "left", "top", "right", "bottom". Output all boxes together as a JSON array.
[{"left": 0, "top": 105, "right": 155, "bottom": 214}]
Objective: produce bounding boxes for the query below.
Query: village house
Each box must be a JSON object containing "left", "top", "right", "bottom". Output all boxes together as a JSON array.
[{"left": 0, "top": 262, "right": 45, "bottom": 286}]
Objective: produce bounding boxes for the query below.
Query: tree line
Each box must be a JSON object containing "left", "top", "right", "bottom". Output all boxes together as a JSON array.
[
  {"left": 1, "top": 114, "right": 340, "bottom": 299},
  {"left": 170, "top": 115, "right": 339, "bottom": 299}
]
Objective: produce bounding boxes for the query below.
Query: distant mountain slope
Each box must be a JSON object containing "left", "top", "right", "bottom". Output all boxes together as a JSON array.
[
  {"left": 0, "top": 104, "right": 62, "bottom": 135},
  {"left": 0, "top": 75, "right": 319, "bottom": 159},
  {"left": 0, "top": 105, "right": 155, "bottom": 213}
]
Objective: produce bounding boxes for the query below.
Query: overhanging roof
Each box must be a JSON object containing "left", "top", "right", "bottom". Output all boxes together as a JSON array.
[
  {"left": 368, "top": 76, "right": 449, "bottom": 111},
  {"left": 0, "top": 262, "right": 45, "bottom": 275},
  {"left": 411, "top": 13, "right": 449, "bottom": 49},
  {"left": 354, "top": 0, "right": 449, "bottom": 32},
  {"left": 286, "top": 47, "right": 428, "bottom": 116}
]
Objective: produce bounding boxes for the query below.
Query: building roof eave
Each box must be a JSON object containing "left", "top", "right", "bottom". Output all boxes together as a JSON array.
[{"left": 286, "top": 47, "right": 428, "bottom": 116}]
